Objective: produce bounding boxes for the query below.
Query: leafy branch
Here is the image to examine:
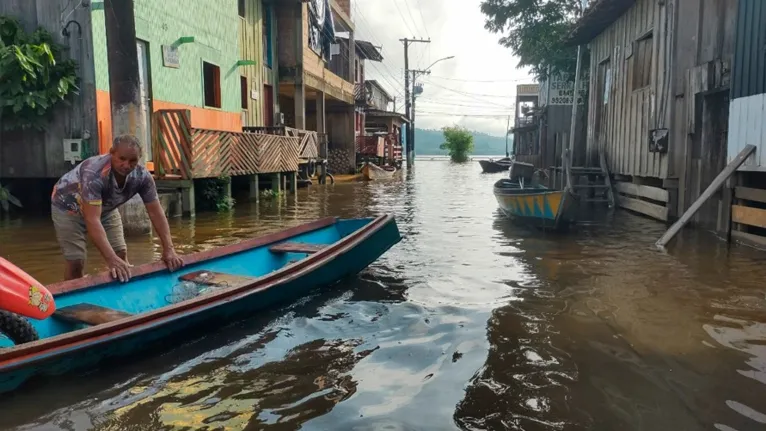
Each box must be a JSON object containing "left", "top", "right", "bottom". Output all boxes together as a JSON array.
[
  {"left": 480, "top": 0, "right": 583, "bottom": 80},
  {"left": 0, "top": 16, "right": 79, "bottom": 131}
]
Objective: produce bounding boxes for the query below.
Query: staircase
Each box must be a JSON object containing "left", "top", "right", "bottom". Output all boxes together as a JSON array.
[{"left": 553, "top": 152, "right": 615, "bottom": 208}]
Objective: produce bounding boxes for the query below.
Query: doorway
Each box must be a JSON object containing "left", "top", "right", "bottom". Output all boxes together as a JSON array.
[
  {"left": 264, "top": 84, "right": 274, "bottom": 127},
  {"left": 136, "top": 39, "right": 153, "bottom": 161}
]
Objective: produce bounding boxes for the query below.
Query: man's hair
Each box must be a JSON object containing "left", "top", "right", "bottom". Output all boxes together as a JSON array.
[{"left": 112, "top": 134, "right": 143, "bottom": 157}]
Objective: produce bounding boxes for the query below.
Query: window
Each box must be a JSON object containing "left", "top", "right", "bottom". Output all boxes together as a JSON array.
[
  {"left": 238, "top": 0, "right": 245, "bottom": 17},
  {"left": 241, "top": 76, "right": 248, "bottom": 110},
  {"left": 203, "top": 62, "right": 221, "bottom": 108},
  {"left": 262, "top": 2, "right": 273, "bottom": 68},
  {"left": 632, "top": 33, "right": 653, "bottom": 90}
]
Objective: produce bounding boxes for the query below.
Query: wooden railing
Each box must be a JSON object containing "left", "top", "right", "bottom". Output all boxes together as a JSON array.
[
  {"left": 243, "top": 126, "right": 319, "bottom": 160},
  {"left": 153, "top": 110, "right": 300, "bottom": 179}
]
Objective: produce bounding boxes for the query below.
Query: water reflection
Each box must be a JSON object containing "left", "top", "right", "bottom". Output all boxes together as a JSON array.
[{"left": 1, "top": 161, "right": 766, "bottom": 430}]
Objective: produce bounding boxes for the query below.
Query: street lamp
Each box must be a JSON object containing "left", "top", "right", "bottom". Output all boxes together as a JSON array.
[{"left": 408, "top": 55, "right": 454, "bottom": 166}]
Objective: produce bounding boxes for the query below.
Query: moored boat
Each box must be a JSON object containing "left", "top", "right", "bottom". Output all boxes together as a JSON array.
[
  {"left": 493, "top": 180, "right": 577, "bottom": 230},
  {"left": 0, "top": 215, "right": 401, "bottom": 394},
  {"left": 361, "top": 162, "right": 397, "bottom": 180},
  {"left": 478, "top": 157, "right": 513, "bottom": 173}
]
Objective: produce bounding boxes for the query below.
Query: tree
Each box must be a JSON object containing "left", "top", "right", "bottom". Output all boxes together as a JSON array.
[
  {"left": 440, "top": 126, "right": 475, "bottom": 163},
  {"left": 480, "top": 0, "right": 583, "bottom": 80},
  {"left": 0, "top": 16, "right": 78, "bottom": 131}
]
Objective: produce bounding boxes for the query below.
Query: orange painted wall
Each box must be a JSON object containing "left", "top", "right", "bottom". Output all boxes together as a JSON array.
[{"left": 96, "top": 90, "right": 242, "bottom": 156}]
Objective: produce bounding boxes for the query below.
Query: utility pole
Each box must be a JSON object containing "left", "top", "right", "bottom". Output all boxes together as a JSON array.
[
  {"left": 104, "top": 0, "right": 143, "bottom": 157},
  {"left": 105, "top": 0, "right": 151, "bottom": 231},
  {"left": 400, "top": 38, "right": 430, "bottom": 168}
]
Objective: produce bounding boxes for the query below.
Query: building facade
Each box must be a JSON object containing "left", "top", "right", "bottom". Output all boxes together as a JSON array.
[{"left": 569, "top": 0, "right": 739, "bottom": 227}]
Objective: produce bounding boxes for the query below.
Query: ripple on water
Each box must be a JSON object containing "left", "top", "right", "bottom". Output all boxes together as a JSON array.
[{"left": 1, "top": 162, "right": 766, "bottom": 430}]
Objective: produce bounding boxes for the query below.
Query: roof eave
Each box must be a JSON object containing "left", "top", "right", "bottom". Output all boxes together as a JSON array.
[{"left": 564, "top": 0, "right": 637, "bottom": 47}]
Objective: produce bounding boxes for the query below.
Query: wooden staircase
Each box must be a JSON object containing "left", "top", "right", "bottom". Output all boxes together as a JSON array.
[
  {"left": 570, "top": 154, "right": 616, "bottom": 207},
  {"left": 552, "top": 152, "right": 615, "bottom": 208}
]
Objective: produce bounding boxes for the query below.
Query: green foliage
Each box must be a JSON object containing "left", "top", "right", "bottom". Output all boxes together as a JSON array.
[
  {"left": 480, "top": 0, "right": 582, "bottom": 80},
  {"left": 0, "top": 183, "right": 22, "bottom": 213},
  {"left": 0, "top": 16, "right": 79, "bottom": 131},
  {"left": 199, "top": 176, "right": 235, "bottom": 212},
  {"left": 440, "top": 125, "right": 475, "bottom": 163}
]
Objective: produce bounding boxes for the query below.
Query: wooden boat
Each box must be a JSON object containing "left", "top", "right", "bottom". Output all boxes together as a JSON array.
[
  {"left": 493, "top": 179, "right": 578, "bottom": 230},
  {"left": 361, "top": 162, "right": 397, "bottom": 180},
  {"left": 0, "top": 215, "right": 401, "bottom": 394},
  {"left": 479, "top": 157, "right": 513, "bottom": 173}
]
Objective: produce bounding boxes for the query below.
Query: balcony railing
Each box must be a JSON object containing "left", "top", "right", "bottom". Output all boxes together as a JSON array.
[
  {"left": 152, "top": 110, "right": 302, "bottom": 180},
  {"left": 243, "top": 126, "right": 321, "bottom": 160},
  {"left": 514, "top": 116, "right": 537, "bottom": 128}
]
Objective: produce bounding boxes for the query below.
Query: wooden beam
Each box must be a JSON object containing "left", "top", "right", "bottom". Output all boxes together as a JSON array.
[
  {"left": 618, "top": 195, "right": 669, "bottom": 221},
  {"left": 615, "top": 182, "right": 669, "bottom": 202},
  {"left": 731, "top": 230, "right": 766, "bottom": 249},
  {"left": 732, "top": 205, "right": 766, "bottom": 229},
  {"left": 656, "top": 145, "right": 756, "bottom": 248},
  {"left": 734, "top": 187, "right": 766, "bottom": 204}
]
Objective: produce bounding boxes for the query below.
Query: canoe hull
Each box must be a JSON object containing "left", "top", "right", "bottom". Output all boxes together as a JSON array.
[
  {"left": 493, "top": 184, "right": 577, "bottom": 231},
  {"left": 0, "top": 216, "right": 401, "bottom": 394},
  {"left": 361, "top": 163, "right": 397, "bottom": 180},
  {"left": 479, "top": 159, "right": 512, "bottom": 173}
]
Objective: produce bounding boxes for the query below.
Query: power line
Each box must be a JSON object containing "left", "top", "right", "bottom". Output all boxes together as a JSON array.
[
  {"left": 420, "top": 80, "right": 516, "bottom": 108},
  {"left": 426, "top": 75, "right": 535, "bottom": 83}
]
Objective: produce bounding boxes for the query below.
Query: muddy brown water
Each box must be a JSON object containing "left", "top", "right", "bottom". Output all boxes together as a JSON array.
[{"left": 1, "top": 161, "right": 765, "bottom": 430}]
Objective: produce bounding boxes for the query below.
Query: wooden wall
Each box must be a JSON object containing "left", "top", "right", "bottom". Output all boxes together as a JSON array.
[
  {"left": 239, "top": 0, "right": 277, "bottom": 128},
  {"left": 0, "top": 0, "right": 97, "bottom": 179},
  {"left": 671, "top": 0, "right": 738, "bottom": 227},
  {"left": 585, "top": 0, "right": 673, "bottom": 180}
]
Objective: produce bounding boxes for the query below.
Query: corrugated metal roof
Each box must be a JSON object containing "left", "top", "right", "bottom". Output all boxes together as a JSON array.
[{"left": 731, "top": 0, "right": 766, "bottom": 100}]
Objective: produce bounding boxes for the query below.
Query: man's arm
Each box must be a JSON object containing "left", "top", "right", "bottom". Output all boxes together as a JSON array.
[
  {"left": 145, "top": 200, "right": 174, "bottom": 251},
  {"left": 82, "top": 202, "right": 132, "bottom": 281},
  {"left": 145, "top": 200, "right": 184, "bottom": 272},
  {"left": 81, "top": 202, "right": 119, "bottom": 261}
]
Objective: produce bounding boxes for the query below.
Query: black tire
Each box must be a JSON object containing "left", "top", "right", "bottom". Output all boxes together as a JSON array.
[{"left": 0, "top": 310, "right": 39, "bottom": 345}]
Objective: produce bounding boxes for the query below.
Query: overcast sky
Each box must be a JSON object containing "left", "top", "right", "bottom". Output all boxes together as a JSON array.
[{"left": 349, "top": 0, "right": 535, "bottom": 137}]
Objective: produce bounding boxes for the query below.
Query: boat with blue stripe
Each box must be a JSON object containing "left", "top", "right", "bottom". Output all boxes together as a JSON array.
[{"left": 0, "top": 215, "right": 401, "bottom": 395}]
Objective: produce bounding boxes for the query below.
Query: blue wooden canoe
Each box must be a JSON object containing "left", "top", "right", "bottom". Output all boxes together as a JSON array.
[{"left": 0, "top": 215, "right": 401, "bottom": 394}]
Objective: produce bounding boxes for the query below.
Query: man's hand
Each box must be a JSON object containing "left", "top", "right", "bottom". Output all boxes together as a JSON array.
[
  {"left": 162, "top": 248, "right": 185, "bottom": 272},
  {"left": 107, "top": 255, "right": 133, "bottom": 282}
]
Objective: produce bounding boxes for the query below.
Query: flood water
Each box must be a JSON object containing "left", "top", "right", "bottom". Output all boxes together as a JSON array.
[{"left": 1, "top": 161, "right": 766, "bottom": 430}]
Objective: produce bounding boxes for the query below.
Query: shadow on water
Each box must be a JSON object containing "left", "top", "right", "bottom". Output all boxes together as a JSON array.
[{"left": 1, "top": 162, "right": 766, "bottom": 430}]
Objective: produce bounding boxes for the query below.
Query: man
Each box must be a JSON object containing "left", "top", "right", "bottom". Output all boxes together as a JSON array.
[{"left": 51, "top": 134, "right": 184, "bottom": 282}]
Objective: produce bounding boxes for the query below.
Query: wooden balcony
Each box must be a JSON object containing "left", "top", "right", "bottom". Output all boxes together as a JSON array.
[{"left": 152, "top": 110, "right": 302, "bottom": 180}]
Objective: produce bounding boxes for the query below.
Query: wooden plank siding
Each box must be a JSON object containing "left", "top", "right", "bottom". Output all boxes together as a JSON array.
[
  {"left": 239, "top": 0, "right": 274, "bottom": 128},
  {"left": 0, "top": 0, "right": 98, "bottom": 179},
  {"left": 585, "top": 0, "right": 672, "bottom": 180}
]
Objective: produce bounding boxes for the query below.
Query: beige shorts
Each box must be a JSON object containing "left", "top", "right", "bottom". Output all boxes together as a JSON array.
[{"left": 51, "top": 207, "right": 127, "bottom": 261}]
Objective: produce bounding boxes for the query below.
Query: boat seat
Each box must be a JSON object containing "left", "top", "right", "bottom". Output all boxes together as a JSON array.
[
  {"left": 179, "top": 270, "right": 256, "bottom": 288},
  {"left": 268, "top": 242, "right": 326, "bottom": 254},
  {"left": 54, "top": 304, "right": 133, "bottom": 326}
]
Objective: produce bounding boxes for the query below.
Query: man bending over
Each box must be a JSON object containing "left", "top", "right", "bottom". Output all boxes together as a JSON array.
[{"left": 51, "top": 134, "right": 184, "bottom": 282}]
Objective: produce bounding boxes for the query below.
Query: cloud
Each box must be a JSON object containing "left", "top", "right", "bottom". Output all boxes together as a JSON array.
[{"left": 351, "top": 0, "right": 535, "bottom": 136}]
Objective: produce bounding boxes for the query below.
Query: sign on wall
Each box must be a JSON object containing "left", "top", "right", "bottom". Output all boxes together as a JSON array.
[
  {"left": 546, "top": 76, "right": 588, "bottom": 105},
  {"left": 162, "top": 45, "right": 180, "bottom": 68}
]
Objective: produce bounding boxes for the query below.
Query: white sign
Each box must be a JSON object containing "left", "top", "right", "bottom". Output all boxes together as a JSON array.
[
  {"left": 251, "top": 88, "right": 259, "bottom": 100},
  {"left": 547, "top": 79, "right": 588, "bottom": 105},
  {"left": 162, "top": 45, "right": 180, "bottom": 68}
]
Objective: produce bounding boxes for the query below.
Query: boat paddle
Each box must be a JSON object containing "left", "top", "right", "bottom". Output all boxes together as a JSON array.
[{"left": 0, "top": 256, "right": 56, "bottom": 320}]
